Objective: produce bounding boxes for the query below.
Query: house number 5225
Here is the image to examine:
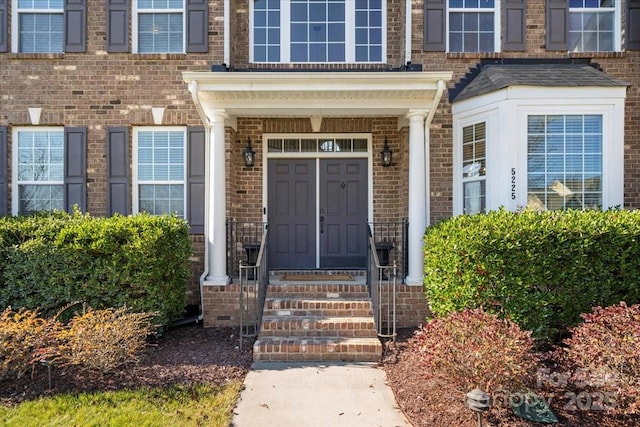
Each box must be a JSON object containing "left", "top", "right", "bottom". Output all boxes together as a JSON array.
[{"left": 511, "top": 168, "right": 516, "bottom": 200}]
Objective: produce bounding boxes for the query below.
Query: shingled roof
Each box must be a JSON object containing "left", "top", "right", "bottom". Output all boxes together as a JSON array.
[{"left": 449, "top": 59, "right": 628, "bottom": 103}]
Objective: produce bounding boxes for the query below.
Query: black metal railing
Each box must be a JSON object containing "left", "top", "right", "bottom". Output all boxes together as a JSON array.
[
  {"left": 226, "top": 220, "right": 268, "bottom": 280},
  {"left": 368, "top": 220, "right": 408, "bottom": 281},
  {"left": 239, "top": 227, "right": 268, "bottom": 350},
  {"left": 368, "top": 226, "right": 397, "bottom": 340}
]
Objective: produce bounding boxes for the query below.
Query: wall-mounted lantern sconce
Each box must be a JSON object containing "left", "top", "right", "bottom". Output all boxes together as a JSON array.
[
  {"left": 380, "top": 138, "right": 393, "bottom": 167},
  {"left": 243, "top": 139, "right": 255, "bottom": 167}
]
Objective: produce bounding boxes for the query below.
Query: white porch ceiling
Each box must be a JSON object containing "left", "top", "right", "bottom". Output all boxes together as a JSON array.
[{"left": 182, "top": 71, "right": 453, "bottom": 123}]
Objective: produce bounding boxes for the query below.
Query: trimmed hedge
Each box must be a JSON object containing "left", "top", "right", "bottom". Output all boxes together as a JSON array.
[
  {"left": 423, "top": 209, "right": 640, "bottom": 344},
  {"left": 0, "top": 211, "right": 191, "bottom": 326}
]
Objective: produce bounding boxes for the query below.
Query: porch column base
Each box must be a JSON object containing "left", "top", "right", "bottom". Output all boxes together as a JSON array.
[
  {"left": 404, "top": 275, "right": 424, "bottom": 286},
  {"left": 204, "top": 275, "right": 230, "bottom": 286}
]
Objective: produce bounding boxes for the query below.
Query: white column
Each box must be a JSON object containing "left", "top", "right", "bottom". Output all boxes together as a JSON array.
[
  {"left": 406, "top": 110, "right": 428, "bottom": 285},
  {"left": 205, "top": 110, "right": 229, "bottom": 285}
]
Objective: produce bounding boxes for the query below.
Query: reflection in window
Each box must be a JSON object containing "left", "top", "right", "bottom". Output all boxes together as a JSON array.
[
  {"left": 17, "top": 0, "right": 64, "bottom": 53},
  {"left": 136, "top": 0, "right": 184, "bottom": 53},
  {"left": 568, "top": 0, "right": 616, "bottom": 52},
  {"left": 527, "top": 115, "right": 602, "bottom": 211},
  {"left": 137, "top": 129, "right": 185, "bottom": 216},
  {"left": 266, "top": 137, "right": 369, "bottom": 153},
  {"left": 448, "top": 0, "right": 497, "bottom": 53},
  {"left": 252, "top": 0, "right": 385, "bottom": 63},
  {"left": 462, "top": 122, "right": 487, "bottom": 214},
  {"left": 16, "top": 129, "right": 65, "bottom": 213}
]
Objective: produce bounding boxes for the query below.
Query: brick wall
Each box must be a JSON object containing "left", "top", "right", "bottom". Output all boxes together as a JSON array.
[{"left": 3, "top": 0, "right": 640, "bottom": 328}]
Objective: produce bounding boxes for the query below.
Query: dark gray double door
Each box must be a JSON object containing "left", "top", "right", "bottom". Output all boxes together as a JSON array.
[{"left": 268, "top": 158, "right": 368, "bottom": 269}]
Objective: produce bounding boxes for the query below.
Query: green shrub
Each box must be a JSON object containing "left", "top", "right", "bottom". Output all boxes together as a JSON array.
[
  {"left": 408, "top": 308, "right": 537, "bottom": 394},
  {"left": 563, "top": 302, "right": 640, "bottom": 415},
  {"left": 0, "top": 211, "right": 192, "bottom": 326},
  {"left": 58, "top": 307, "right": 157, "bottom": 374},
  {"left": 423, "top": 208, "right": 640, "bottom": 344}
]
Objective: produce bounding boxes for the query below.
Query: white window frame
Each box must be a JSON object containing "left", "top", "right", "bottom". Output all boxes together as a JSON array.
[
  {"left": 568, "top": 1, "right": 621, "bottom": 53},
  {"left": 452, "top": 87, "right": 625, "bottom": 216},
  {"left": 12, "top": 0, "right": 64, "bottom": 53},
  {"left": 461, "top": 121, "right": 487, "bottom": 214},
  {"left": 11, "top": 127, "right": 65, "bottom": 215},
  {"left": 132, "top": 127, "right": 187, "bottom": 217},
  {"left": 525, "top": 113, "right": 604, "bottom": 211},
  {"left": 519, "top": 103, "right": 620, "bottom": 212},
  {"left": 132, "top": 0, "right": 186, "bottom": 54},
  {"left": 249, "top": 0, "right": 387, "bottom": 64},
  {"left": 447, "top": 0, "right": 501, "bottom": 53}
]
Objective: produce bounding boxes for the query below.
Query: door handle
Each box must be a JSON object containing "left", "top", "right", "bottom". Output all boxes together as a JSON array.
[{"left": 320, "top": 215, "right": 324, "bottom": 234}]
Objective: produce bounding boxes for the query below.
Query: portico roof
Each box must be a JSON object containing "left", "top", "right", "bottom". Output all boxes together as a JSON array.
[{"left": 182, "top": 71, "right": 453, "bottom": 125}]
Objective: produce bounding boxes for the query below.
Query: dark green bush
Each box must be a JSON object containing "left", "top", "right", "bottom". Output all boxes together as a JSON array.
[
  {"left": 0, "top": 211, "right": 191, "bottom": 326},
  {"left": 423, "top": 208, "right": 640, "bottom": 344}
]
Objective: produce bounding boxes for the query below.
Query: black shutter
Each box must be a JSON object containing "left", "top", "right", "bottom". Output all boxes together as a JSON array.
[
  {"left": 0, "top": 126, "right": 7, "bottom": 215},
  {"left": 423, "top": 0, "right": 446, "bottom": 52},
  {"left": 503, "top": 0, "right": 526, "bottom": 51},
  {"left": 64, "top": 0, "right": 86, "bottom": 52},
  {"left": 64, "top": 127, "right": 87, "bottom": 213},
  {"left": 107, "top": 0, "right": 130, "bottom": 53},
  {"left": 187, "top": 127, "right": 205, "bottom": 234},
  {"left": 0, "top": 0, "right": 7, "bottom": 53},
  {"left": 107, "top": 127, "right": 131, "bottom": 215},
  {"left": 628, "top": 0, "right": 640, "bottom": 50},
  {"left": 546, "top": 0, "right": 568, "bottom": 50},
  {"left": 186, "top": 0, "right": 208, "bottom": 53}
]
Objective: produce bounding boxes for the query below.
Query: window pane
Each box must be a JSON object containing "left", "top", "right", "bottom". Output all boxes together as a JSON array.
[
  {"left": 527, "top": 115, "right": 602, "bottom": 211},
  {"left": 353, "top": 139, "right": 367, "bottom": 152},
  {"left": 138, "top": 13, "right": 183, "bottom": 53},
  {"left": 328, "top": 43, "right": 345, "bottom": 61},
  {"left": 19, "top": 13, "right": 63, "bottom": 53},
  {"left": 19, "top": 184, "right": 64, "bottom": 213},
  {"left": 568, "top": 8, "right": 616, "bottom": 52},
  {"left": 267, "top": 139, "right": 283, "bottom": 152},
  {"left": 463, "top": 181, "right": 486, "bottom": 214}
]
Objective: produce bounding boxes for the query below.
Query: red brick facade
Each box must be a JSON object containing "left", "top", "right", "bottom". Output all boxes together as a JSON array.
[{"left": 2, "top": 1, "right": 639, "bottom": 327}]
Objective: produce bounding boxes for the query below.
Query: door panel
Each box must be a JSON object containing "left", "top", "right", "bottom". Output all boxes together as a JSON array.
[
  {"left": 268, "top": 159, "right": 316, "bottom": 269},
  {"left": 319, "top": 159, "right": 368, "bottom": 268}
]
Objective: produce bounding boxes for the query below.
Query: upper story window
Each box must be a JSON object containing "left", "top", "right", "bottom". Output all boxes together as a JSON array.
[
  {"left": 15, "top": 0, "right": 64, "bottom": 53},
  {"left": 14, "top": 128, "right": 65, "bottom": 213},
  {"left": 134, "top": 0, "right": 184, "bottom": 53},
  {"left": 568, "top": 0, "right": 618, "bottom": 52},
  {"left": 448, "top": 0, "right": 499, "bottom": 53},
  {"left": 527, "top": 114, "right": 602, "bottom": 211},
  {"left": 461, "top": 122, "right": 486, "bottom": 214},
  {"left": 133, "top": 128, "right": 186, "bottom": 217},
  {"left": 251, "top": 0, "right": 386, "bottom": 63}
]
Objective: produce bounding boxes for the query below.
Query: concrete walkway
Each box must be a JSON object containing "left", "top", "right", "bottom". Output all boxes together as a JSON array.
[{"left": 231, "top": 362, "right": 411, "bottom": 427}]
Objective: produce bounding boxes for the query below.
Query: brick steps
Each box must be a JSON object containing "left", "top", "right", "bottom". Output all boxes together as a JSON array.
[{"left": 253, "top": 282, "right": 382, "bottom": 362}]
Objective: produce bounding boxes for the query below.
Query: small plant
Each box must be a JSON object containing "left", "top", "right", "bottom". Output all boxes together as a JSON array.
[
  {"left": 57, "top": 306, "right": 158, "bottom": 374},
  {"left": 409, "top": 308, "right": 538, "bottom": 394},
  {"left": 563, "top": 302, "right": 640, "bottom": 414},
  {"left": 0, "top": 307, "right": 61, "bottom": 380}
]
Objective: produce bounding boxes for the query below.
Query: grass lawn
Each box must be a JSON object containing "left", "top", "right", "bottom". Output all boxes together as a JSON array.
[{"left": 0, "top": 382, "right": 242, "bottom": 427}]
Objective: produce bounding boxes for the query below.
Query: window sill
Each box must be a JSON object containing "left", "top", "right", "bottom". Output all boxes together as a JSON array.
[
  {"left": 568, "top": 51, "right": 625, "bottom": 59},
  {"left": 130, "top": 53, "right": 188, "bottom": 60},
  {"left": 446, "top": 52, "right": 504, "bottom": 60},
  {"left": 7, "top": 53, "right": 65, "bottom": 60}
]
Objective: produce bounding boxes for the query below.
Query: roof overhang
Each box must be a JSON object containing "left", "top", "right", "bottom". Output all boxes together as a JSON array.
[{"left": 182, "top": 71, "right": 453, "bottom": 129}]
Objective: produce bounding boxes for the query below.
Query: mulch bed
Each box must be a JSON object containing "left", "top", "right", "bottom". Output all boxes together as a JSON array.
[
  {"left": 2, "top": 324, "right": 639, "bottom": 427},
  {"left": 381, "top": 328, "right": 640, "bottom": 427},
  {"left": 0, "top": 325, "right": 253, "bottom": 406}
]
